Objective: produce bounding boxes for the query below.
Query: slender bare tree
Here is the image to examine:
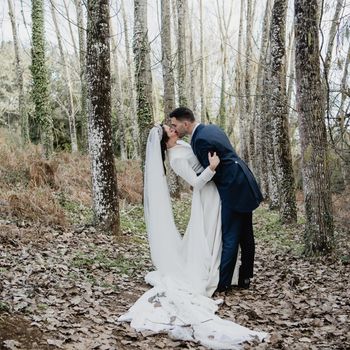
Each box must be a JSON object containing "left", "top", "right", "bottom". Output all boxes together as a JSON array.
[
  {"left": 253, "top": 0, "right": 272, "bottom": 199},
  {"left": 133, "top": 0, "right": 153, "bottom": 168},
  {"left": 8, "top": 0, "right": 29, "bottom": 145},
  {"left": 323, "top": 0, "right": 349, "bottom": 186},
  {"left": 177, "top": 0, "right": 188, "bottom": 106},
  {"left": 295, "top": 0, "right": 334, "bottom": 254},
  {"left": 264, "top": 49, "right": 280, "bottom": 210},
  {"left": 121, "top": 0, "right": 140, "bottom": 159},
  {"left": 74, "top": 0, "right": 88, "bottom": 150},
  {"left": 186, "top": 2, "right": 196, "bottom": 113},
  {"left": 245, "top": 0, "right": 254, "bottom": 166},
  {"left": 51, "top": 0, "right": 78, "bottom": 152},
  {"left": 216, "top": 0, "right": 233, "bottom": 132},
  {"left": 63, "top": 0, "right": 78, "bottom": 57},
  {"left": 160, "top": 0, "right": 180, "bottom": 197},
  {"left": 161, "top": 0, "right": 176, "bottom": 118},
  {"left": 199, "top": 0, "right": 206, "bottom": 122},
  {"left": 237, "top": 0, "right": 247, "bottom": 158},
  {"left": 338, "top": 39, "right": 350, "bottom": 186},
  {"left": 286, "top": 24, "right": 295, "bottom": 119},
  {"left": 269, "top": 0, "right": 297, "bottom": 223},
  {"left": 324, "top": 0, "right": 345, "bottom": 77},
  {"left": 110, "top": 23, "right": 127, "bottom": 160}
]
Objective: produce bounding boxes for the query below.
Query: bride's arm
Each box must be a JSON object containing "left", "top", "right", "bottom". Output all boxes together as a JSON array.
[{"left": 170, "top": 157, "right": 216, "bottom": 190}]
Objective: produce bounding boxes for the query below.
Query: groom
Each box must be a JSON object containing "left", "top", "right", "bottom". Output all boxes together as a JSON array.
[{"left": 170, "top": 107, "right": 263, "bottom": 292}]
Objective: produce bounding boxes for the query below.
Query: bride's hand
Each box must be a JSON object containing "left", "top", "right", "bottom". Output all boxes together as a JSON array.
[{"left": 208, "top": 152, "right": 220, "bottom": 171}]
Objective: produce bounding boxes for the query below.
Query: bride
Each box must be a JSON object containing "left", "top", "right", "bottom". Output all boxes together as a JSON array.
[{"left": 118, "top": 125, "right": 267, "bottom": 349}]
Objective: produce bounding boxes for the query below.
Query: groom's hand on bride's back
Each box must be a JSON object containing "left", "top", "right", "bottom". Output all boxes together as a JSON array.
[{"left": 208, "top": 152, "right": 220, "bottom": 171}]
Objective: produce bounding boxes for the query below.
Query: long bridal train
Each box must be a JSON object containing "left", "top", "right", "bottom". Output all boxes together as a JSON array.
[
  {"left": 118, "top": 127, "right": 268, "bottom": 349},
  {"left": 118, "top": 270, "right": 267, "bottom": 349}
]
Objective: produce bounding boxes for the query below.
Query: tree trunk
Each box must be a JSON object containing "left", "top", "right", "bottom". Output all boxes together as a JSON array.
[
  {"left": 216, "top": 0, "right": 232, "bottom": 132},
  {"left": 324, "top": 0, "right": 344, "bottom": 77},
  {"left": 8, "top": 0, "right": 29, "bottom": 145},
  {"left": 269, "top": 0, "right": 297, "bottom": 223},
  {"left": 161, "top": 0, "right": 176, "bottom": 118},
  {"left": 294, "top": 0, "right": 334, "bottom": 254},
  {"left": 75, "top": 0, "right": 88, "bottom": 151},
  {"left": 86, "top": 0, "right": 120, "bottom": 234},
  {"left": 63, "top": 0, "right": 78, "bottom": 58},
  {"left": 110, "top": 24, "right": 127, "bottom": 160},
  {"left": 237, "top": 0, "right": 247, "bottom": 159},
  {"left": 133, "top": 0, "right": 154, "bottom": 169},
  {"left": 199, "top": 0, "right": 205, "bottom": 122},
  {"left": 171, "top": 0, "right": 178, "bottom": 52},
  {"left": 31, "top": 0, "right": 53, "bottom": 158},
  {"left": 253, "top": 0, "right": 272, "bottom": 199},
  {"left": 337, "top": 40, "right": 350, "bottom": 187},
  {"left": 264, "top": 49, "right": 280, "bottom": 210},
  {"left": 161, "top": 0, "right": 180, "bottom": 197},
  {"left": 121, "top": 0, "right": 140, "bottom": 159},
  {"left": 218, "top": 59, "right": 227, "bottom": 131},
  {"left": 245, "top": 0, "right": 254, "bottom": 166},
  {"left": 187, "top": 2, "right": 196, "bottom": 113},
  {"left": 51, "top": 0, "right": 78, "bottom": 153},
  {"left": 177, "top": 0, "right": 188, "bottom": 106},
  {"left": 286, "top": 24, "right": 295, "bottom": 119}
]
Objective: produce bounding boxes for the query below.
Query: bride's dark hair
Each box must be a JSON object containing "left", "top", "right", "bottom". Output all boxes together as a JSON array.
[{"left": 160, "top": 124, "right": 169, "bottom": 174}]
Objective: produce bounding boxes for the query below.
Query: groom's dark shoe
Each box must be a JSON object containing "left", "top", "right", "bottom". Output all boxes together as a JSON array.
[
  {"left": 213, "top": 285, "right": 230, "bottom": 296},
  {"left": 237, "top": 277, "right": 251, "bottom": 289}
]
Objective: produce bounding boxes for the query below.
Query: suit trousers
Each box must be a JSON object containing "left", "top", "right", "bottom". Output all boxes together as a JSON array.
[{"left": 218, "top": 208, "right": 255, "bottom": 290}]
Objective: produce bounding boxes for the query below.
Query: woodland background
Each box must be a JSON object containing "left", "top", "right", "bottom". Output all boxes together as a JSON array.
[{"left": 0, "top": 0, "right": 349, "bottom": 349}]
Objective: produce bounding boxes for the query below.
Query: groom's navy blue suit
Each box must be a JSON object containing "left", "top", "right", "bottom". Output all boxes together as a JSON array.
[{"left": 191, "top": 124, "right": 263, "bottom": 291}]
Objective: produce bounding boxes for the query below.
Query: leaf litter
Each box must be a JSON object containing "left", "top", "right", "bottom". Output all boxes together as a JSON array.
[{"left": 0, "top": 204, "right": 349, "bottom": 349}]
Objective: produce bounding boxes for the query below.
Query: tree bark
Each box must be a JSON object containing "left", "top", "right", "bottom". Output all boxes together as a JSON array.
[
  {"left": 161, "top": 0, "right": 176, "bottom": 118},
  {"left": 216, "top": 0, "right": 232, "bottom": 132},
  {"left": 199, "top": 0, "right": 206, "bottom": 122},
  {"left": 264, "top": 51, "right": 280, "bottom": 210},
  {"left": 295, "top": 0, "right": 334, "bottom": 254},
  {"left": 177, "top": 0, "right": 188, "bottom": 106},
  {"left": 133, "top": 0, "right": 154, "bottom": 169},
  {"left": 269, "top": 0, "right": 297, "bottom": 223},
  {"left": 160, "top": 0, "right": 180, "bottom": 197},
  {"left": 253, "top": 0, "right": 272, "bottom": 199},
  {"left": 186, "top": 2, "right": 196, "bottom": 113},
  {"left": 8, "top": 0, "right": 29, "bottom": 145},
  {"left": 51, "top": 0, "right": 78, "bottom": 153},
  {"left": 86, "top": 0, "right": 120, "bottom": 234},
  {"left": 63, "top": 0, "right": 78, "bottom": 58},
  {"left": 121, "top": 0, "right": 140, "bottom": 159},
  {"left": 74, "top": 0, "right": 88, "bottom": 151},
  {"left": 110, "top": 23, "right": 127, "bottom": 160},
  {"left": 337, "top": 40, "right": 350, "bottom": 186},
  {"left": 31, "top": 0, "right": 53, "bottom": 158},
  {"left": 324, "top": 0, "right": 344, "bottom": 77},
  {"left": 245, "top": 0, "right": 254, "bottom": 166},
  {"left": 286, "top": 24, "right": 295, "bottom": 119},
  {"left": 237, "top": 0, "right": 247, "bottom": 159}
]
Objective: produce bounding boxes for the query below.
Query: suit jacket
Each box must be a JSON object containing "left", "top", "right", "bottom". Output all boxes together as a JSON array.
[{"left": 191, "top": 124, "right": 263, "bottom": 212}]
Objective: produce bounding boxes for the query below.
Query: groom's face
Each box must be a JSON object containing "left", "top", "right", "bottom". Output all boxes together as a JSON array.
[{"left": 170, "top": 117, "right": 188, "bottom": 139}]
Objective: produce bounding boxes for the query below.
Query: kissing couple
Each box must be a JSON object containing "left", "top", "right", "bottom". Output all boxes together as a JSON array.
[{"left": 119, "top": 107, "right": 267, "bottom": 349}]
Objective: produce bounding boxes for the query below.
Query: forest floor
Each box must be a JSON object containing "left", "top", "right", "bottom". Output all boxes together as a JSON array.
[
  {"left": 0, "top": 131, "right": 349, "bottom": 349},
  {"left": 1, "top": 196, "right": 349, "bottom": 350}
]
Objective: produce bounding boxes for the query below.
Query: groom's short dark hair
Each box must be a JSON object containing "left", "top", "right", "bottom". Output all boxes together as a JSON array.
[{"left": 169, "top": 107, "right": 195, "bottom": 122}]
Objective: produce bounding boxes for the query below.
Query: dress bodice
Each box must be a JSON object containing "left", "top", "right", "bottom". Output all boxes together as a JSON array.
[{"left": 168, "top": 141, "right": 204, "bottom": 174}]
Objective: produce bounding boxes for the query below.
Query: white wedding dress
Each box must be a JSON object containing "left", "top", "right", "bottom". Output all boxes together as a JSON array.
[
  {"left": 118, "top": 128, "right": 267, "bottom": 349},
  {"left": 168, "top": 139, "right": 223, "bottom": 296}
]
